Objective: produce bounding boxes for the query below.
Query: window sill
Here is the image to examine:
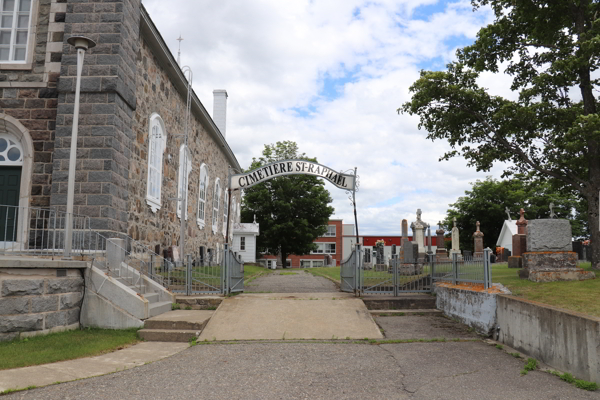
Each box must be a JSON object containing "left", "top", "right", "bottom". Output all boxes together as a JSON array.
[
  {"left": 146, "top": 197, "right": 161, "bottom": 213},
  {"left": 0, "top": 62, "right": 33, "bottom": 71}
]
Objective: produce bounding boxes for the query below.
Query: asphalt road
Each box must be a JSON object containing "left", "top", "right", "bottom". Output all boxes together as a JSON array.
[{"left": 5, "top": 315, "right": 597, "bottom": 400}]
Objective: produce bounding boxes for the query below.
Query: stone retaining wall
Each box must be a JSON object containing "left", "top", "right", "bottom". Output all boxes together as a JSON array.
[
  {"left": 0, "top": 267, "right": 83, "bottom": 341},
  {"left": 497, "top": 295, "right": 600, "bottom": 384}
]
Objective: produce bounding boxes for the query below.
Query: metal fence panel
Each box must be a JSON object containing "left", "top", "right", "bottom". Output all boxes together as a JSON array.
[{"left": 340, "top": 244, "right": 360, "bottom": 293}]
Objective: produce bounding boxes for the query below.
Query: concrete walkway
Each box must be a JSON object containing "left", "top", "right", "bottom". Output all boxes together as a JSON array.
[
  {"left": 0, "top": 341, "right": 188, "bottom": 393},
  {"left": 199, "top": 292, "right": 383, "bottom": 341},
  {"left": 245, "top": 269, "right": 338, "bottom": 293}
]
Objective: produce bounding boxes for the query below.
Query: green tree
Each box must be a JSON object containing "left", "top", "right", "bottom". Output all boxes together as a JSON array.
[
  {"left": 241, "top": 141, "right": 334, "bottom": 266},
  {"left": 443, "top": 176, "right": 587, "bottom": 252},
  {"left": 401, "top": 0, "right": 600, "bottom": 269}
]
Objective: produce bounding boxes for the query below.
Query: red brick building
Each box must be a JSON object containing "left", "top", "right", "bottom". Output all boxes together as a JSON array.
[{"left": 261, "top": 219, "right": 343, "bottom": 268}]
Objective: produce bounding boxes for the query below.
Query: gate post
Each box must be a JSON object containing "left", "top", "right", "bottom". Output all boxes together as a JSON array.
[
  {"left": 393, "top": 254, "right": 398, "bottom": 297},
  {"left": 430, "top": 254, "right": 436, "bottom": 293},
  {"left": 452, "top": 252, "right": 458, "bottom": 285},
  {"left": 355, "top": 244, "right": 362, "bottom": 296},
  {"left": 483, "top": 247, "right": 490, "bottom": 289},
  {"left": 186, "top": 254, "right": 191, "bottom": 296},
  {"left": 222, "top": 243, "right": 229, "bottom": 295}
]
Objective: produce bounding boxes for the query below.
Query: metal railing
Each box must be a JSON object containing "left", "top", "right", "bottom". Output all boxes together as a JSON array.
[
  {"left": 0, "top": 204, "right": 173, "bottom": 293},
  {"left": 168, "top": 254, "right": 223, "bottom": 295},
  {"left": 431, "top": 248, "right": 492, "bottom": 289},
  {"left": 0, "top": 204, "right": 91, "bottom": 257}
]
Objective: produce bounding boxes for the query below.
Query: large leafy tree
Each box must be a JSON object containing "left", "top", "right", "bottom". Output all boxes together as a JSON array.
[
  {"left": 401, "top": 0, "right": 600, "bottom": 269},
  {"left": 241, "top": 141, "right": 334, "bottom": 266},
  {"left": 443, "top": 175, "right": 587, "bottom": 252}
]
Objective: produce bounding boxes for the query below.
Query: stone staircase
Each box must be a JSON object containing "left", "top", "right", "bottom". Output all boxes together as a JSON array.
[
  {"left": 109, "top": 266, "right": 172, "bottom": 318},
  {"left": 138, "top": 310, "right": 214, "bottom": 342}
]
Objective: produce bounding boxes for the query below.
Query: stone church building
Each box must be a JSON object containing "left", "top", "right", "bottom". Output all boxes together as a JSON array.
[{"left": 0, "top": 0, "right": 241, "bottom": 261}]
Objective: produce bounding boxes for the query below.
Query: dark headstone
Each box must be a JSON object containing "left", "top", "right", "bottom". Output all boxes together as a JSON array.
[
  {"left": 572, "top": 241, "right": 583, "bottom": 260},
  {"left": 508, "top": 256, "right": 522, "bottom": 269},
  {"left": 502, "top": 249, "right": 511, "bottom": 262},
  {"left": 463, "top": 250, "right": 472, "bottom": 260}
]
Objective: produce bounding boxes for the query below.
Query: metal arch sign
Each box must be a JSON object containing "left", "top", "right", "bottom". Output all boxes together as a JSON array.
[{"left": 229, "top": 160, "right": 355, "bottom": 191}]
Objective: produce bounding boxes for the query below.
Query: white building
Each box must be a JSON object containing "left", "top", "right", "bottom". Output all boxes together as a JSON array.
[
  {"left": 232, "top": 221, "right": 260, "bottom": 263},
  {"left": 496, "top": 220, "right": 517, "bottom": 252}
]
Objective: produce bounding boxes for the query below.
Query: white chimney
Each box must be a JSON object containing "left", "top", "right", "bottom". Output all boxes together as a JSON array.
[{"left": 213, "top": 89, "right": 228, "bottom": 138}]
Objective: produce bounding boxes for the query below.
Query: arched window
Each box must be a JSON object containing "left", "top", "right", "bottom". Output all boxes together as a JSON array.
[
  {"left": 222, "top": 189, "right": 228, "bottom": 237},
  {"left": 177, "top": 145, "right": 192, "bottom": 220},
  {"left": 212, "top": 178, "right": 220, "bottom": 233},
  {"left": 146, "top": 114, "right": 167, "bottom": 213},
  {"left": 0, "top": 133, "right": 23, "bottom": 165},
  {"left": 197, "top": 164, "right": 208, "bottom": 228}
]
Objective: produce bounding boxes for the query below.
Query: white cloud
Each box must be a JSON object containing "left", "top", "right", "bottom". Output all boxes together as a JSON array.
[{"left": 142, "top": 0, "right": 513, "bottom": 235}]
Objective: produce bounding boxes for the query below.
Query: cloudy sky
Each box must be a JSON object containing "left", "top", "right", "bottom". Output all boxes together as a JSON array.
[{"left": 142, "top": 0, "right": 515, "bottom": 235}]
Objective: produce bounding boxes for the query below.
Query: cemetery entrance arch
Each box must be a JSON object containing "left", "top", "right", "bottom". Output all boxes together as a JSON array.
[{"left": 224, "top": 160, "right": 360, "bottom": 294}]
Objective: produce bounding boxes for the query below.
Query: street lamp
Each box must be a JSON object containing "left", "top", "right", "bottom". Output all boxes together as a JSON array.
[{"left": 64, "top": 35, "right": 96, "bottom": 258}]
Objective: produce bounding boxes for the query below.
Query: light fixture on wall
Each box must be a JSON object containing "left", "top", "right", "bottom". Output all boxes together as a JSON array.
[{"left": 64, "top": 35, "right": 96, "bottom": 258}]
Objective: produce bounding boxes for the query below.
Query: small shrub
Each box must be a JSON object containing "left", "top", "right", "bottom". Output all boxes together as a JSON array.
[
  {"left": 171, "top": 303, "right": 181, "bottom": 310},
  {"left": 574, "top": 379, "right": 597, "bottom": 391},
  {"left": 510, "top": 352, "right": 521, "bottom": 358},
  {"left": 560, "top": 373, "right": 576, "bottom": 384},
  {"left": 521, "top": 358, "right": 538, "bottom": 375},
  {"left": 495, "top": 344, "right": 504, "bottom": 350},
  {"left": 185, "top": 306, "right": 192, "bottom": 310}
]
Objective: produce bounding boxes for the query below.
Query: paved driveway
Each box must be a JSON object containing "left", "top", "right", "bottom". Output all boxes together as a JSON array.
[
  {"left": 5, "top": 315, "right": 597, "bottom": 400},
  {"left": 245, "top": 269, "right": 338, "bottom": 293}
]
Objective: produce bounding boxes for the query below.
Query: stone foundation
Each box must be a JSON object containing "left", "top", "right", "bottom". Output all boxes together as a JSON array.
[
  {"left": 525, "top": 268, "right": 596, "bottom": 283},
  {"left": 0, "top": 264, "right": 84, "bottom": 341},
  {"left": 522, "top": 251, "right": 577, "bottom": 270}
]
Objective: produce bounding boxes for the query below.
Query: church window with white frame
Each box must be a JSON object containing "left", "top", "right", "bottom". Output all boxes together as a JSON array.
[
  {"left": 0, "top": 0, "right": 32, "bottom": 62},
  {"left": 212, "top": 178, "right": 220, "bottom": 233},
  {"left": 146, "top": 114, "right": 166, "bottom": 213},
  {"left": 197, "top": 163, "right": 208, "bottom": 228},
  {"left": 177, "top": 145, "right": 192, "bottom": 220}
]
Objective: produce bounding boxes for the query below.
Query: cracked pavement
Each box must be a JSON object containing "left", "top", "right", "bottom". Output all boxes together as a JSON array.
[{"left": 4, "top": 315, "right": 597, "bottom": 399}]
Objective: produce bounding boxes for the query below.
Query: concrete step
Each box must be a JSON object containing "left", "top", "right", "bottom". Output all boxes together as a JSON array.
[
  {"left": 361, "top": 294, "right": 437, "bottom": 310},
  {"left": 370, "top": 309, "right": 442, "bottom": 316},
  {"left": 149, "top": 301, "right": 173, "bottom": 317},
  {"left": 144, "top": 292, "right": 159, "bottom": 303},
  {"left": 144, "top": 310, "right": 213, "bottom": 331},
  {"left": 138, "top": 328, "right": 198, "bottom": 342}
]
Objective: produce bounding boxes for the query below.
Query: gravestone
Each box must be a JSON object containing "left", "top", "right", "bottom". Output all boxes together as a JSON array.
[
  {"left": 435, "top": 222, "right": 449, "bottom": 260},
  {"left": 572, "top": 241, "right": 583, "bottom": 260},
  {"left": 375, "top": 241, "right": 385, "bottom": 265},
  {"left": 463, "top": 250, "right": 472, "bottom": 260},
  {"left": 403, "top": 239, "right": 415, "bottom": 263},
  {"left": 410, "top": 209, "right": 427, "bottom": 260},
  {"left": 512, "top": 208, "right": 528, "bottom": 257},
  {"left": 502, "top": 249, "right": 511, "bottom": 262},
  {"left": 473, "top": 221, "right": 484, "bottom": 258},
  {"left": 449, "top": 217, "right": 462, "bottom": 259},
  {"left": 520, "top": 219, "right": 595, "bottom": 282}
]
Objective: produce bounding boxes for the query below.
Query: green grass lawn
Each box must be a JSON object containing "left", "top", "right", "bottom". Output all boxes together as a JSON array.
[
  {"left": 307, "top": 266, "right": 341, "bottom": 282},
  {"left": 492, "top": 262, "right": 600, "bottom": 318},
  {"left": 0, "top": 328, "right": 141, "bottom": 370},
  {"left": 244, "top": 263, "right": 273, "bottom": 283}
]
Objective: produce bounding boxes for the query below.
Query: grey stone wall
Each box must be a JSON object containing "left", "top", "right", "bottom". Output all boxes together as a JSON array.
[
  {"left": 52, "top": 0, "right": 142, "bottom": 234},
  {"left": 0, "top": 268, "right": 83, "bottom": 341},
  {"left": 128, "top": 37, "right": 241, "bottom": 258},
  {"left": 0, "top": 0, "right": 67, "bottom": 208}
]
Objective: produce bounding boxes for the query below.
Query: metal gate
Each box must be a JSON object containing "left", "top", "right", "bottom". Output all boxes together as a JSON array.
[
  {"left": 169, "top": 254, "right": 223, "bottom": 295},
  {"left": 362, "top": 255, "right": 433, "bottom": 295},
  {"left": 223, "top": 243, "right": 244, "bottom": 294},
  {"left": 341, "top": 244, "right": 362, "bottom": 294},
  {"left": 353, "top": 248, "right": 492, "bottom": 295}
]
